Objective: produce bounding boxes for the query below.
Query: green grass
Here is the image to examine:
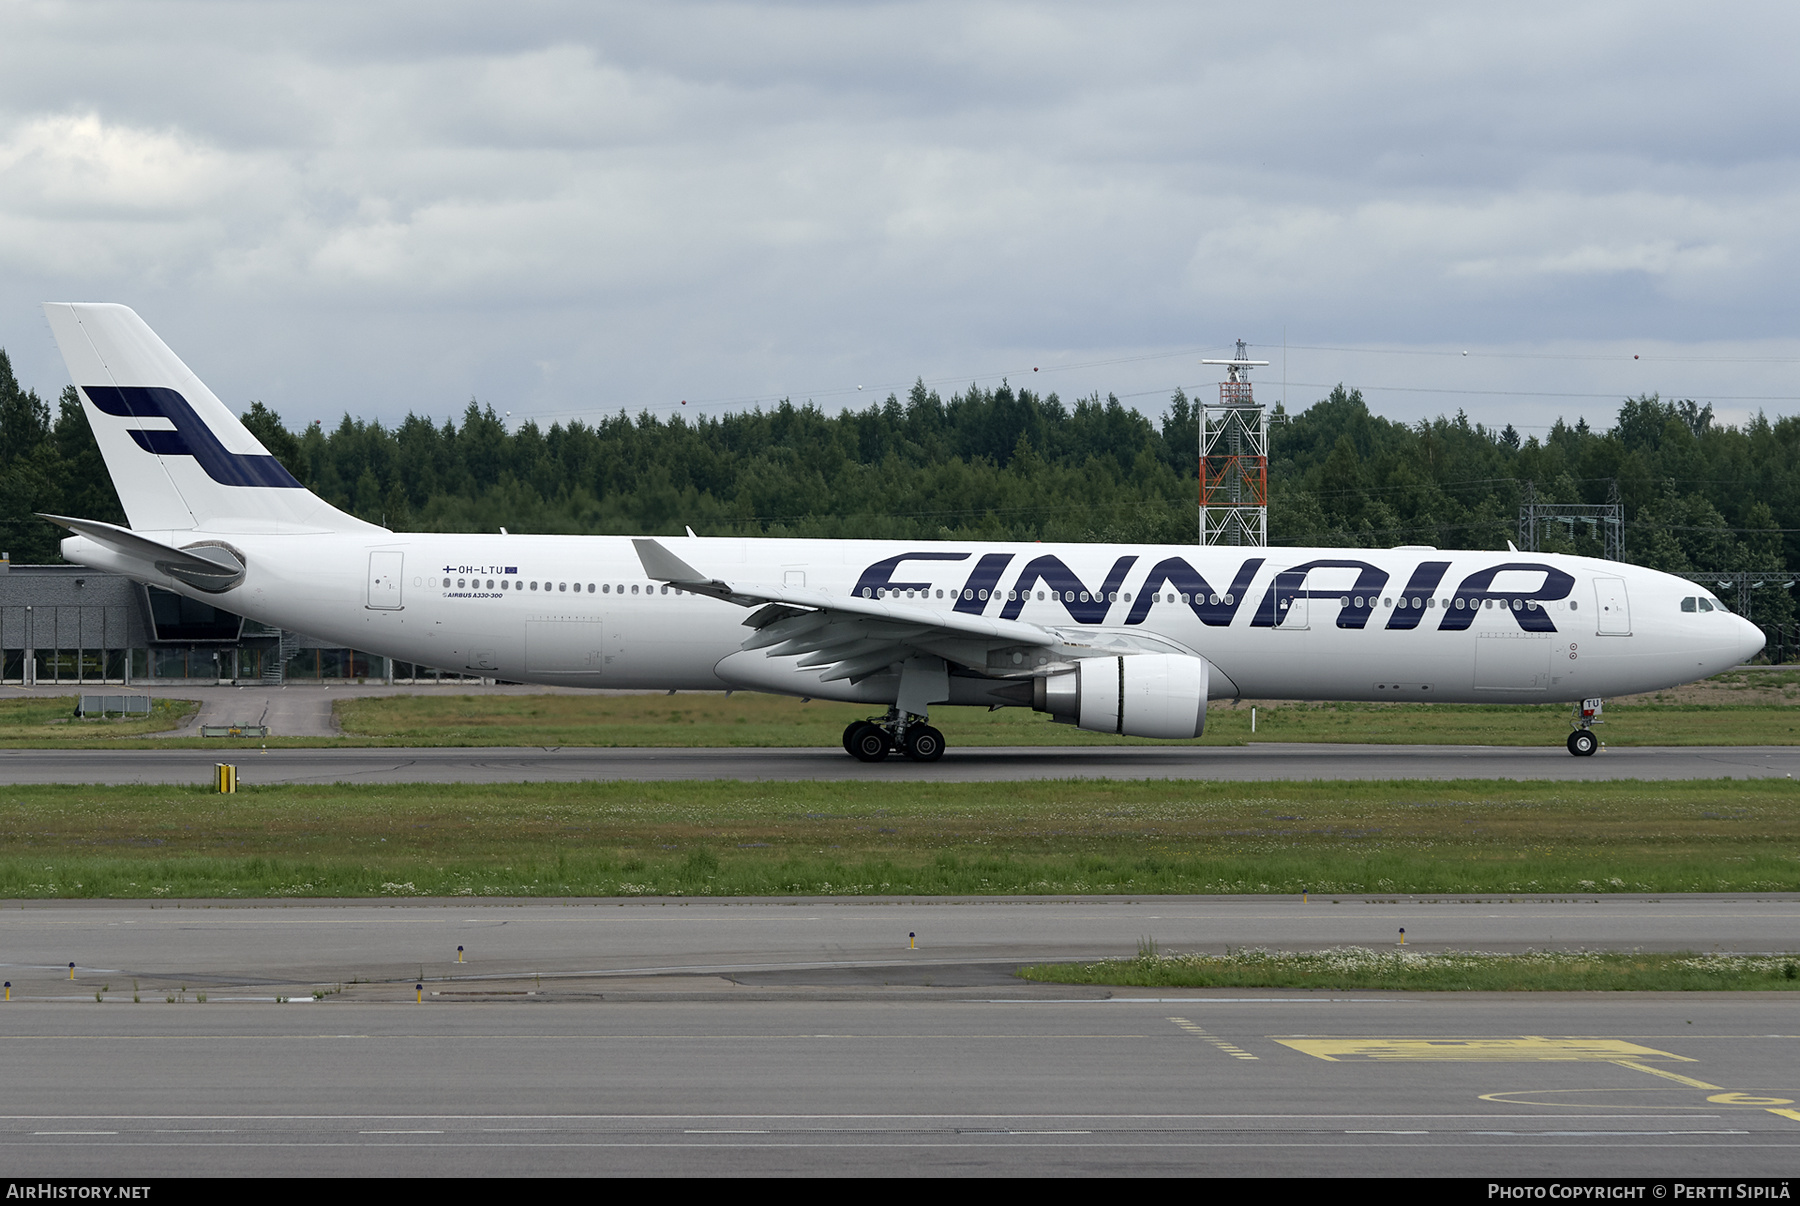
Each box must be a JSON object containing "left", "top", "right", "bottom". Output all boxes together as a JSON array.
[
  {"left": 0, "top": 695, "right": 197, "bottom": 744},
  {"left": 1019, "top": 947, "right": 1800, "bottom": 991},
  {"left": 332, "top": 691, "right": 1799, "bottom": 747},
  {"left": 316, "top": 672, "right": 1800, "bottom": 748},
  {"left": 4, "top": 670, "right": 1797, "bottom": 748},
  {"left": 2, "top": 777, "right": 1798, "bottom": 899}
]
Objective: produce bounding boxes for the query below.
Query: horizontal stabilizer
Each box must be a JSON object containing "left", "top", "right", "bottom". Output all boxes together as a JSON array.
[{"left": 38, "top": 514, "right": 246, "bottom": 593}]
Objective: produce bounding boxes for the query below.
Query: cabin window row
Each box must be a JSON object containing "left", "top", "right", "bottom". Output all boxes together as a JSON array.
[
  {"left": 441, "top": 578, "right": 673, "bottom": 595},
  {"left": 1336, "top": 596, "right": 1575, "bottom": 612},
  {"left": 856, "top": 586, "right": 1576, "bottom": 612},
  {"left": 864, "top": 587, "right": 1157, "bottom": 604}
]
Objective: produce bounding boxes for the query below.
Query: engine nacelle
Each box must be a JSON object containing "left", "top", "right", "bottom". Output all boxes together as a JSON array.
[{"left": 1032, "top": 653, "right": 1210, "bottom": 739}]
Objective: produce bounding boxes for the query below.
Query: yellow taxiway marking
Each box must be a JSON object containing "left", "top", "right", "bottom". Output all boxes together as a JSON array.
[
  {"left": 1276, "top": 1037, "right": 1690, "bottom": 1063},
  {"left": 1167, "top": 1017, "right": 1259, "bottom": 1060},
  {"left": 1609, "top": 1061, "right": 1721, "bottom": 1090},
  {"left": 1546, "top": 1058, "right": 1800, "bottom": 1124},
  {"left": 1290, "top": 1038, "right": 1800, "bottom": 1127}
]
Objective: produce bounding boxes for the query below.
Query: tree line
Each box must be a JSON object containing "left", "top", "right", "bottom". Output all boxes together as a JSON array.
[{"left": 2, "top": 347, "right": 1793, "bottom": 622}]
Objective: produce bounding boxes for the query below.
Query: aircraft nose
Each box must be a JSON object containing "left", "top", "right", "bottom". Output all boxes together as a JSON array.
[{"left": 1733, "top": 614, "right": 1766, "bottom": 664}]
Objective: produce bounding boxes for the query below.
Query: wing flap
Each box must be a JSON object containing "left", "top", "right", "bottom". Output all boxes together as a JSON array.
[{"left": 632, "top": 536, "right": 1061, "bottom": 683}]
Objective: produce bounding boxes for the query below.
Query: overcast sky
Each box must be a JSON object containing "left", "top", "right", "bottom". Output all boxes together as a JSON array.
[{"left": 3, "top": 1, "right": 1796, "bottom": 438}]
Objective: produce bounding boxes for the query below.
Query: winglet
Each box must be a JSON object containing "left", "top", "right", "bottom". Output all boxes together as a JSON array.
[
  {"left": 632, "top": 537, "right": 706, "bottom": 582},
  {"left": 633, "top": 537, "right": 737, "bottom": 601}
]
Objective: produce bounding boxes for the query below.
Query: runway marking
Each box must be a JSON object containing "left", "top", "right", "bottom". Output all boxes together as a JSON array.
[
  {"left": 0, "top": 1033, "right": 1150, "bottom": 1043},
  {"left": 1278, "top": 1037, "right": 1690, "bottom": 1063},
  {"left": 4, "top": 1139, "right": 1799, "bottom": 1153},
  {"left": 1293, "top": 1037, "right": 1800, "bottom": 1130},
  {"left": 1011, "top": 997, "right": 1391, "bottom": 1004},
  {"left": 1468, "top": 1130, "right": 1747, "bottom": 1136},
  {"left": 1279, "top": 1035, "right": 1800, "bottom": 1122},
  {"left": 1599, "top": 1062, "right": 1800, "bottom": 1122},
  {"left": 1168, "top": 1017, "right": 1259, "bottom": 1060},
  {"left": 15, "top": 1111, "right": 1692, "bottom": 1124},
  {"left": 1610, "top": 1060, "right": 1721, "bottom": 1089},
  {"left": 1706, "top": 1094, "right": 1795, "bottom": 1106}
]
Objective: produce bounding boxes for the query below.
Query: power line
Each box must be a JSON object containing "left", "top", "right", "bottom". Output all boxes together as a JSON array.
[
  {"left": 1276, "top": 380, "right": 1800, "bottom": 402},
  {"left": 1252, "top": 342, "right": 1800, "bottom": 366},
  {"left": 518, "top": 345, "right": 1218, "bottom": 423}
]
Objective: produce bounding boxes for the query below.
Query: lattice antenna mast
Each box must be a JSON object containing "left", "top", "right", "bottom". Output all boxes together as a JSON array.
[
  {"left": 1517, "top": 478, "right": 1624, "bottom": 561},
  {"left": 1198, "top": 339, "right": 1271, "bottom": 546}
]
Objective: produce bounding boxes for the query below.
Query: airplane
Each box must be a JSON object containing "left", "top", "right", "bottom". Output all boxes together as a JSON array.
[{"left": 37, "top": 302, "right": 1766, "bottom": 761}]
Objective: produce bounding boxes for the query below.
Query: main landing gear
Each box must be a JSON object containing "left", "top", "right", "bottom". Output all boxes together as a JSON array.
[
  {"left": 1566, "top": 696, "right": 1603, "bottom": 757},
  {"left": 843, "top": 713, "right": 945, "bottom": 763}
]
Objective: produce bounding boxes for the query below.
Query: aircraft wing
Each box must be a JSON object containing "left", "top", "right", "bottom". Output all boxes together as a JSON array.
[{"left": 634, "top": 537, "right": 1070, "bottom": 684}]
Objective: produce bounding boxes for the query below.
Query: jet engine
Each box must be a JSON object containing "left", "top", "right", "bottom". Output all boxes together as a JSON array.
[{"left": 1032, "top": 653, "right": 1210, "bottom": 739}]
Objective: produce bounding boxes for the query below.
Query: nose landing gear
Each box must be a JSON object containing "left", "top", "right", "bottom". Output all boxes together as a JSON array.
[
  {"left": 1567, "top": 697, "right": 1603, "bottom": 756},
  {"left": 842, "top": 713, "right": 945, "bottom": 763}
]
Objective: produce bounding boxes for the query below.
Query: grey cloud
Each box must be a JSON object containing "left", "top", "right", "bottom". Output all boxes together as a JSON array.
[{"left": 0, "top": 0, "right": 1795, "bottom": 436}]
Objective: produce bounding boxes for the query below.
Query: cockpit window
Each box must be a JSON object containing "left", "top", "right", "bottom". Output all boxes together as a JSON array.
[
  {"left": 1682, "top": 597, "right": 1697, "bottom": 612},
  {"left": 1698, "top": 597, "right": 1715, "bottom": 612}
]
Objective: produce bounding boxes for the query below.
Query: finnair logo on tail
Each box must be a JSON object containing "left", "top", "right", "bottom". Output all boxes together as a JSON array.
[{"left": 84, "top": 386, "right": 302, "bottom": 489}]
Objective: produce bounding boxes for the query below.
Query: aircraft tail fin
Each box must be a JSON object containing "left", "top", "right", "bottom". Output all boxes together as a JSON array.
[{"left": 40, "top": 302, "right": 380, "bottom": 535}]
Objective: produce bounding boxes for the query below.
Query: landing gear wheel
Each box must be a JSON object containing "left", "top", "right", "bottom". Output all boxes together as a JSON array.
[
  {"left": 848, "top": 722, "right": 891, "bottom": 762},
  {"left": 902, "top": 724, "right": 945, "bottom": 762},
  {"left": 843, "top": 721, "right": 867, "bottom": 755},
  {"left": 1567, "top": 729, "right": 1598, "bottom": 757}
]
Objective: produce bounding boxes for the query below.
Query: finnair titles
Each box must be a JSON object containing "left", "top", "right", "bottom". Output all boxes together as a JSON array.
[{"left": 39, "top": 303, "right": 1763, "bottom": 762}]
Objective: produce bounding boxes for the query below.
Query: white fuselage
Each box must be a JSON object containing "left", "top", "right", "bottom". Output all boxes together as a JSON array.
[{"left": 67, "top": 531, "right": 1763, "bottom": 706}]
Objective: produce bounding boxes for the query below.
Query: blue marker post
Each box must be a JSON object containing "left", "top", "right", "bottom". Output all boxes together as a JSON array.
[
  {"left": 416, "top": 983, "right": 424, "bottom": 1004},
  {"left": 1398, "top": 928, "right": 1406, "bottom": 946},
  {"left": 457, "top": 945, "right": 464, "bottom": 964},
  {"left": 909, "top": 932, "right": 916, "bottom": 950}
]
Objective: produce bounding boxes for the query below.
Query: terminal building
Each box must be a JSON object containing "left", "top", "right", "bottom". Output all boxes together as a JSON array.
[{"left": 0, "top": 555, "right": 466, "bottom": 686}]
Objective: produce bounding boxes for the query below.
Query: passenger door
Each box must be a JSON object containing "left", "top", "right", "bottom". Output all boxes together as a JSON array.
[
  {"left": 367, "top": 551, "right": 404, "bottom": 610},
  {"left": 1594, "top": 576, "right": 1631, "bottom": 635},
  {"left": 1277, "top": 571, "right": 1309, "bottom": 630}
]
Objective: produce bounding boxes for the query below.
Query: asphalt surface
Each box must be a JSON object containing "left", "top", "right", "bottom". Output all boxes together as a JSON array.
[
  {"left": 6, "top": 694, "right": 1797, "bottom": 1177},
  {"left": 1, "top": 897, "right": 1798, "bottom": 1177},
  {"left": 4, "top": 741, "right": 1799, "bottom": 784},
  {"left": 5, "top": 897, "right": 1800, "bottom": 992}
]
